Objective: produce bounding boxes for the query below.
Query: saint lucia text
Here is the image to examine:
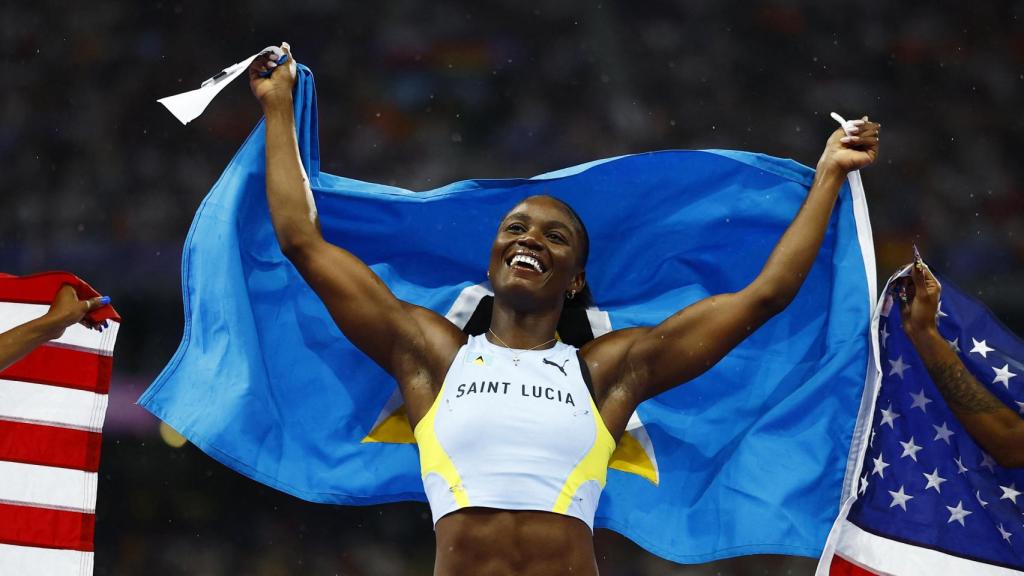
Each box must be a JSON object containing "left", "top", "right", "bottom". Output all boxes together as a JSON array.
[{"left": 454, "top": 381, "right": 576, "bottom": 406}]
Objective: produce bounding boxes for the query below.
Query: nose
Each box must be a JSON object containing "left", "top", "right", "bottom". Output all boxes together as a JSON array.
[{"left": 515, "top": 231, "right": 544, "bottom": 251}]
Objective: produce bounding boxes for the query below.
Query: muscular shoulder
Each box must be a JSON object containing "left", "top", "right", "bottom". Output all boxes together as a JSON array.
[
  {"left": 579, "top": 327, "right": 650, "bottom": 396},
  {"left": 399, "top": 303, "right": 467, "bottom": 376},
  {"left": 578, "top": 327, "right": 650, "bottom": 438}
]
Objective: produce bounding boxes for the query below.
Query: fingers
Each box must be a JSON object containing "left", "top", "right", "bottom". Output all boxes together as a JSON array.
[
  {"left": 250, "top": 43, "right": 292, "bottom": 78},
  {"left": 839, "top": 120, "right": 881, "bottom": 146},
  {"left": 910, "top": 260, "right": 927, "bottom": 289},
  {"left": 916, "top": 261, "right": 942, "bottom": 298},
  {"left": 251, "top": 52, "right": 277, "bottom": 77},
  {"left": 85, "top": 295, "right": 111, "bottom": 312},
  {"left": 81, "top": 296, "right": 112, "bottom": 331}
]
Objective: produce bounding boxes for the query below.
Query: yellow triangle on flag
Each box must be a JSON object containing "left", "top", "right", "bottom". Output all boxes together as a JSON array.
[
  {"left": 361, "top": 405, "right": 415, "bottom": 444},
  {"left": 609, "top": 431, "right": 658, "bottom": 485},
  {"left": 608, "top": 414, "right": 659, "bottom": 485},
  {"left": 473, "top": 355, "right": 485, "bottom": 365}
]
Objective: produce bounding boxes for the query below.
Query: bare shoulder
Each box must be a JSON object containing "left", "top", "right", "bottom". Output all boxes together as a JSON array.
[
  {"left": 579, "top": 327, "right": 650, "bottom": 438},
  {"left": 579, "top": 327, "right": 650, "bottom": 392},
  {"left": 401, "top": 302, "right": 468, "bottom": 375}
]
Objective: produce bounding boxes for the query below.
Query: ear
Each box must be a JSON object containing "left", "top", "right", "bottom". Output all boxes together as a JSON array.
[{"left": 569, "top": 269, "right": 586, "bottom": 294}]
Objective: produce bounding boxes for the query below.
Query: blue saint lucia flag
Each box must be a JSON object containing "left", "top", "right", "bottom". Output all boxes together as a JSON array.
[{"left": 140, "top": 65, "right": 876, "bottom": 563}]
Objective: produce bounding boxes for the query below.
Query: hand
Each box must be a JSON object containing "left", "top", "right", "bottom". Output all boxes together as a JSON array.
[
  {"left": 249, "top": 42, "right": 297, "bottom": 110},
  {"left": 816, "top": 117, "right": 881, "bottom": 174},
  {"left": 42, "top": 285, "right": 110, "bottom": 339},
  {"left": 897, "top": 261, "right": 941, "bottom": 339}
]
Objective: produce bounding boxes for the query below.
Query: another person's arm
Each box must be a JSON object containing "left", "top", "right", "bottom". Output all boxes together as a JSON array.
[
  {"left": 250, "top": 44, "right": 463, "bottom": 423},
  {"left": 0, "top": 284, "right": 107, "bottom": 371},
  {"left": 900, "top": 262, "right": 1024, "bottom": 468},
  {"left": 586, "top": 119, "right": 880, "bottom": 434}
]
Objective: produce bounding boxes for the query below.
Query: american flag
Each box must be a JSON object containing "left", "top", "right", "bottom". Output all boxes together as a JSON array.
[
  {"left": 0, "top": 273, "right": 120, "bottom": 576},
  {"left": 820, "top": 269, "right": 1024, "bottom": 575}
]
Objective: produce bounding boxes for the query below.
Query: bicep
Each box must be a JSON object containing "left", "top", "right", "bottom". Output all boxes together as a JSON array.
[
  {"left": 287, "top": 239, "right": 461, "bottom": 378},
  {"left": 619, "top": 288, "right": 775, "bottom": 401}
]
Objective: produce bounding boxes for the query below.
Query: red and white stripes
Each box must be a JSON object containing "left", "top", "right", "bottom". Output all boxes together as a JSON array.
[{"left": 0, "top": 273, "right": 119, "bottom": 576}]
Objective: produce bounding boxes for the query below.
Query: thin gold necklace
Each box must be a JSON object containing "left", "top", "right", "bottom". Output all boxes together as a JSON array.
[{"left": 487, "top": 329, "right": 556, "bottom": 367}]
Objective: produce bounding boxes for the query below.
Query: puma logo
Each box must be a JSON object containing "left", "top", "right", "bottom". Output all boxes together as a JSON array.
[{"left": 543, "top": 357, "right": 569, "bottom": 376}]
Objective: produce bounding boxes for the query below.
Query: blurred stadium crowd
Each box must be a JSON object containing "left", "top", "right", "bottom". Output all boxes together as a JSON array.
[{"left": 1, "top": 1, "right": 1022, "bottom": 574}]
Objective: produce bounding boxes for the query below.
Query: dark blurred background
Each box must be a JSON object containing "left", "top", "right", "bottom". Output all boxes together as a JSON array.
[{"left": 2, "top": 1, "right": 1022, "bottom": 574}]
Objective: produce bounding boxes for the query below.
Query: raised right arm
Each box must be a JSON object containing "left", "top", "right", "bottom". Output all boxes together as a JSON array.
[
  {"left": 901, "top": 262, "right": 1024, "bottom": 468},
  {"left": 250, "top": 45, "right": 463, "bottom": 421}
]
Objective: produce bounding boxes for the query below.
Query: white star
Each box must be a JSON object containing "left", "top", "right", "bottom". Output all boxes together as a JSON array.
[
  {"left": 880, "top": 324, "right": 890, "bottom": 348},
  {"left": 947, "top": 336, "right": 960, "bottom": 353},
  {"left": 981, "top": 452, "right": 998, "bottom": 472},
  {"left": 889, "top": 356, "right": 910, "bottom": 379},
  {"left": 872, "top": 453, "right": 891, "bottom": 479},
  {"left": 955, "top": 456, "right": 969, "bottom": 474},
  {"left": 888, "top": 485, "right": 914, "bottom": 511},
  {"left": 909, "top": 389, "right": 932, "bottom": 412},
  {"left": 880, "top": 404, "right": 901, "bottom": 429},
  {"left": 923, "top": 468, "right": 947, "bottom": 493},
  {"left": 1000, "top": 483, "right": 1021, "bottom": 504},
  {"left": 859, "top": 473, "right": 869, "bottom": 495},
  {"left": 1017, "top": 401, "right": 1024, "bottom": 415},
  {"left": 933, "top": 422, "right": 954, "bottom": 444},
  {"left": 998, "top": 523, "right": 1012, "bottom": 544},
  {"left": 992, "top": 364, "right": 1017, "bottom": 389},
  {"left": 976, "top": 490, "right": 989, "bottom": 508},
  {"left": 900, "top": 437, "right": 923, "bottom": 462},
  {"left": 946, "top": 500, "right": 973, "bottom": 526},
  {"left": 936, "top": 301, "right": 949, "bottom": 318},
  {"left": 970, "top": 338, "right": 994, "bottom": 358}
]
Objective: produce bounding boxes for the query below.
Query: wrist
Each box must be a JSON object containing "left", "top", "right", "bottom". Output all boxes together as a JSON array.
[
  {"left": 33, "top": 313, "right": 70, "bottom": 342},
  {"left": 906, "top": 323, "right": 941, "bottom": 346},
  {"left": 813, "top": 161, "right": 846, "bottom": 186},
  {"left": 260, "top": 91, "right": 294, "bottom": 115}
]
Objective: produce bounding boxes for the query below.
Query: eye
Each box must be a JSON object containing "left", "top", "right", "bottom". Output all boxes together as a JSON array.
[
  {"left": 546, "top": 232, "right": 567, "bottom": 244},
  {"left": 506, "top": 223, "right": 526, "bottom": 234}
]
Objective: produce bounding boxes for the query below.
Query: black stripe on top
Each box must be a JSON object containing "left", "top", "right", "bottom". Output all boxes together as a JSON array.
[{"left": 576, "top": 351, "right": 596, "bottom": 402}]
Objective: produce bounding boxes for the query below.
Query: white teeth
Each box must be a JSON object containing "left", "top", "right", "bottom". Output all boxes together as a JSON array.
[{"left": 510, "top": 254, "right": 543, "bottom": 273}]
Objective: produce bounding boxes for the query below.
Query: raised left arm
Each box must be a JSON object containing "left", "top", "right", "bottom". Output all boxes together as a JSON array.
[{"left": 588, "top": 120, "right": 879, "bottom": 428}]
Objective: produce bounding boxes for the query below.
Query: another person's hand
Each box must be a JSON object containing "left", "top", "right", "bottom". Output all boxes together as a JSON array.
[
  {"left": 42, "top": 284, "right": 109, "bottom": 339},
  {"left": 249, "top": 42, "right": 297, "bottom": 111},
  {"left": 897, "top": 261, "right": 942, "bottom": 342},
  {"left": 817, "top": 117, "right": 881, "bottom": 174}
]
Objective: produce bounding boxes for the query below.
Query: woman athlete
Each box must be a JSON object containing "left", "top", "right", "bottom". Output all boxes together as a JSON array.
[{"left": 250, "top": 43, "right": 880, "bottom": 576}]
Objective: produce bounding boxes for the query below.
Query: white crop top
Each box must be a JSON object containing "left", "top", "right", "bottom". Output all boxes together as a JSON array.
[{"left": 413, "top": 334, "right": 616, "bottom": 530}]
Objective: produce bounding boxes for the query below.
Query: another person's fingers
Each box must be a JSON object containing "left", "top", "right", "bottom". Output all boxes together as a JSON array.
[{"left": 85, "top": 296, "right": 111, "bottom": 312}]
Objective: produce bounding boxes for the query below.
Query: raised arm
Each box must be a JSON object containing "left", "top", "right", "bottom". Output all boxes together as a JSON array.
[
  {"left": 586, "top": 120, "right": 879, "bottom": 433},
  {"left": 250, "top": 44, "right": 463, "bottom": 421},
  {"left": 899, "top": 262, "right": 1024, "bottom": 468},
  {"left": 0, "top": 285, "right": 107, "bottom": 372}
]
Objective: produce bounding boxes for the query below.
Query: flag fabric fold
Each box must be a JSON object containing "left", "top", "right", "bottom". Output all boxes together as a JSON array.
[
  {"left": 0, "top": 272, "right": 121, "bottom": 576},
  {"left": 817, "top": 270, "right": 1024, "bottom": 575},
  {"left": 140, "top": 65, "right": 876, "bottom": 563}
]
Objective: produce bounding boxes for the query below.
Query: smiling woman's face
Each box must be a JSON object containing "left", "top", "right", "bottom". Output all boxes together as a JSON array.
[{"left": 488, "top": 195, "right": 586, "bottom": 312}]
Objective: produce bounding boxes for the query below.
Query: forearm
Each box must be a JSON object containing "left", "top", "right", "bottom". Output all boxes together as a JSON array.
[
  {"left": 0, "top": 316, "right": 63, "bottom": 372},
  {"left": 910, "top": 327, "right": 1024, "bottom": 467},
  {"left": 263, "top": 96, "right": 321, "bottom": 255},
  {"left": 751, "top": 164, "right": 845, "bottom": 308}
]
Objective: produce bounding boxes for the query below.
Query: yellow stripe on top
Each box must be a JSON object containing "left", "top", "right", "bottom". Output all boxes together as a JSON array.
[
  {"left": 413, "top": 382, "right": 469, "bottom": 508},
  {"left": 551, "top": 394, "right": 616, "bottom": 515}
]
